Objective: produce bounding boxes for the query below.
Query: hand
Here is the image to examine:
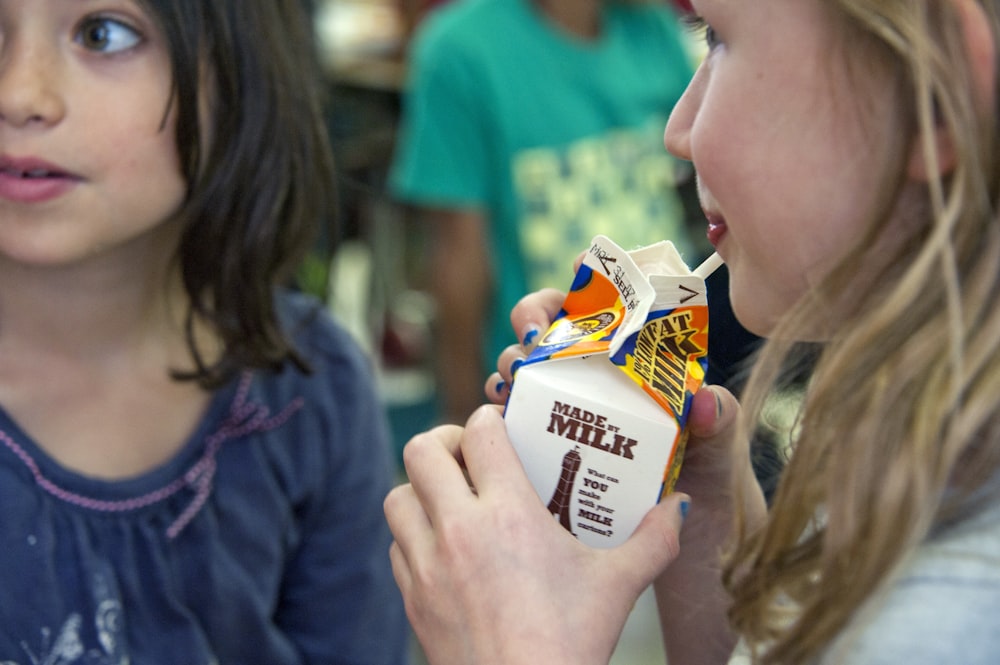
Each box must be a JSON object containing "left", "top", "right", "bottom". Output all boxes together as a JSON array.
[
  {"left": 385, "top": 405, "right": 691, "bottom": 665},
  {"left": 484, "top": 287, "right": 565, "bottom": 405},
  {"left": 674, "top": 384, "right": 758, "bottom": 514},
  {"left": 485, "top": 250, "right": 589, "bottom": 403}
]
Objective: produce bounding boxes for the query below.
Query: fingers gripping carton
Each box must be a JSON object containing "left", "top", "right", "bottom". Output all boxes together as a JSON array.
[{"left": 503, "top": 235, "right": 711, "bottom": 548}]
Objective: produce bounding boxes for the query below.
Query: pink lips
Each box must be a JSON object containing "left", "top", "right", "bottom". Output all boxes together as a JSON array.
[
  {"left": 704, "top": 210, "right": 728, "bottom": 248},
  {"left": 0, "top": 156, "right": 80, "bottom": 204}
]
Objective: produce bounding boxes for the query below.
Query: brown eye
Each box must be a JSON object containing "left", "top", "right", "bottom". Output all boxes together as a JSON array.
[{"left": 77, "top": 17, "right": 142, "bottom": 53}]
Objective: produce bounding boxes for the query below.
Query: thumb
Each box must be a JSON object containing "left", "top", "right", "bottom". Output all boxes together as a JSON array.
[
  {"left": 613, "top": 492, "right": 690, "bottom": 589},
  {"left": 688, "top": 384, "right": 739, "bottom": 440}
]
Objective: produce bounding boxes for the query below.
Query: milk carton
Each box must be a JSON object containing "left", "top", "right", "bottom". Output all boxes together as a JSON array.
[{"left": 504, "top": 235, "right": 712, "bottom": 548}]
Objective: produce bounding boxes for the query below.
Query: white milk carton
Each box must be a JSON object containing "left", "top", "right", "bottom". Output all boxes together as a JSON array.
[{"left": 504, "top": 235, "right": 712, "bottom": 548}]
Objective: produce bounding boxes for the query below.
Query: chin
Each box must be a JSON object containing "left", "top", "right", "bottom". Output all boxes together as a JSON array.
[
  {"left": 728, "top": 280, "right": 776, "bottom": 338},
  {"left": 734, "top": 309, "right": 775, "bottom": 339}
]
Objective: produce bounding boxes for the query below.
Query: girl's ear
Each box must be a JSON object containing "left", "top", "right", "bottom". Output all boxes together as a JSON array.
[{"left": 907, "top": 0, "right": 996, "bottom": 182}]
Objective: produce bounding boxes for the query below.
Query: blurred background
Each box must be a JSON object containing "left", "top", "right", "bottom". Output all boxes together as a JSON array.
[{"left": 308, "top": 0, "right": 716, "bottom": 466}]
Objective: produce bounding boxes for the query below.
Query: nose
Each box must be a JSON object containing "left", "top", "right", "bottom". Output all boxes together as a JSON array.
[
  {"left": 664, "top": 65, "right": 706, "bottom": 162},
  {"left": 0, "top": 35, "right": 66, "bottom": 128}
]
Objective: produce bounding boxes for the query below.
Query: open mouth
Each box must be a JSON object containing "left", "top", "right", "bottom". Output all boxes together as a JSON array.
[
  {"left": 703, "top": 209, "right": 728, "bottom": 248},
  {"left": 0, "top": 167, "right": 67, "bottom": 179},
  {"left": 0, "top": 159, "right": 79, "bottom": 203}
]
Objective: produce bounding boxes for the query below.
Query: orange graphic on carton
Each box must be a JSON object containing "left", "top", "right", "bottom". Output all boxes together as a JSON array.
[{"left": 612, "top": 305, "right": 709, "bottom": 416}]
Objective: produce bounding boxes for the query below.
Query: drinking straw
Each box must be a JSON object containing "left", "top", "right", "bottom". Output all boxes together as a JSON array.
[{"left": 693, "top": 252, "right": 724, "bottom": 280}]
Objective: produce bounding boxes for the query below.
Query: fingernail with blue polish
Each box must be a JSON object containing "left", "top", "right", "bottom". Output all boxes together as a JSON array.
[
  {"left": 511, "top": 358, "right": 525, "bottom": 375},
  {"left": 679, "top": 499, "right": 690, "bottom": 522},
  {"left": 521, "top": 327, "right": 540, "bottom": 349},
  {"left": 495, "top": 380, "right": 506, "bottom": 395}
]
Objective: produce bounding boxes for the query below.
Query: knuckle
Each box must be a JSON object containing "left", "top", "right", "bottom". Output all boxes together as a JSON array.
[
  {"left": 382, "top": 483, "right": 407, "bottom": 515},
  {"left": 400, "top": 430, "right": 434, "bottom": 469}
]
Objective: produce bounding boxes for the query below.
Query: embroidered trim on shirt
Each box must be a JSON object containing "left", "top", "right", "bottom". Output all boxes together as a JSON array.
[{"left": 0, "top": 371, "right": 304, "bottom": 539}]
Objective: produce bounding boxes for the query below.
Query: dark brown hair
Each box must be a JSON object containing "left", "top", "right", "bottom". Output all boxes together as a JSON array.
[{"left": 144, "top": 0, "right": 336, "bottom": 387}]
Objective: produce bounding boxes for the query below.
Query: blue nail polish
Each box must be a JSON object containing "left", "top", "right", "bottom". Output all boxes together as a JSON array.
[
  {"left": 522, "top": 328, "right": 539, "bottom": 348},
  {"left": 495, "top": 380, "right": 506, "bottom": 394},
  {"left": 511, "top": 358, "right": 525, "bottom": 375},
  {"left": 679, "top": 499, "right": 690, "bottom": 521}
]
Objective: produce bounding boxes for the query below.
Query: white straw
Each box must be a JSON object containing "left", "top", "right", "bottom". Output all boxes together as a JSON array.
[{"left": 693, "top": 252, "right": 724, "bottom": 280}]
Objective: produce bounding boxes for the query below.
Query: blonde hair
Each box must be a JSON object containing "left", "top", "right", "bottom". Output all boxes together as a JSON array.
[{"left": 724, "top": 2, "right": 1000, "bottom": 663}]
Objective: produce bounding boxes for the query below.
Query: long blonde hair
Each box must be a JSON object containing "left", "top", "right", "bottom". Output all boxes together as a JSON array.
[{"left": 724, "top": 2, "right": 1000, "bottom": 663}]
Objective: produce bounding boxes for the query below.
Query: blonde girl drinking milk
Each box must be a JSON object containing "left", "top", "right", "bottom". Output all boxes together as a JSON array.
[{"left": 384, "top": 0, "right": 1000, "bottom": 663}]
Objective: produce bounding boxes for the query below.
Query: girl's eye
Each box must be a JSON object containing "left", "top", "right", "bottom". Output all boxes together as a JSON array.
[
  {"left": 682, "top": 15, "right": 722, "bottom": 51},
  {"left": 704, "top": 24, "right": 720, "bottom": 50},
  {"left": 77, "top": 17, "right": 143, "bottom": 54}
]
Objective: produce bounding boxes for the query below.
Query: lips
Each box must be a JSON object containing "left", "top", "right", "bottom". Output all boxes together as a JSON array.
[
  {"left": 0, "top": 155, "right": 80, "bottom": 203},
  {"left": 704, "top": 210, "right": 728, "bottom": 248}
]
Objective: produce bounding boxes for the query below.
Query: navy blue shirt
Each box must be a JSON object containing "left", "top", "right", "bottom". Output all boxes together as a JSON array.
[{"left": 0, "top": 292, "right": 409, "bottom": 664}]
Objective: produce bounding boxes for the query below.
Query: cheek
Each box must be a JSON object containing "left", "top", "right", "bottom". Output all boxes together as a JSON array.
[{"left": 108, "top": 122, "right": 188, "bottom": 227}]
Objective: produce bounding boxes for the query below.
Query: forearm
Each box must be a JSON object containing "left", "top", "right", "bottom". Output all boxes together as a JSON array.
[
  {"left": 426, "top": 207, "right": 493, "bottom": 424},
  {"left": 653, "top": 501, "right": 741, "bottom": 665},
  {"left": 433, "top": 293, "right": 488, "bottom": 424}
]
